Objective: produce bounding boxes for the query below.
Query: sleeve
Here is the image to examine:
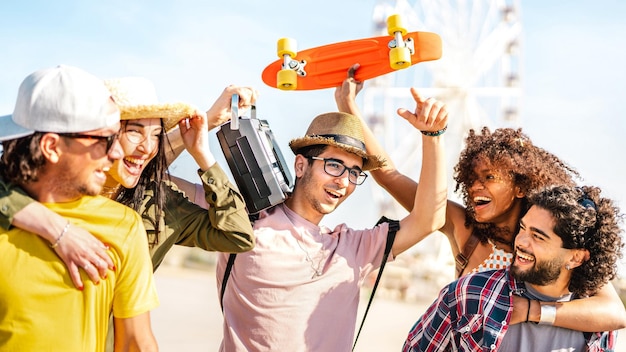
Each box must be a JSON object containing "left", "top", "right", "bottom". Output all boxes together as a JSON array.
[
  {"left": 402, "top": 284, "right": 454, "bottom": 352},
  {"left": 112, "top": 210, "right": 160, "bottom": 318},
  {"left": 0, "top": 176, "right": 36, "bottom": 230},
  {"left": 163, "top": 163, "right": 255, "bottom": 252}
]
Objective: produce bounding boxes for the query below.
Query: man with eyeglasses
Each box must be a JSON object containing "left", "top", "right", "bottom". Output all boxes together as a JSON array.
[
  {"left": 217, "top": 89, "right": 449, "bottom": 350},
  {"left": 0, "top": 65, "right": 159, "bottom": 351}
]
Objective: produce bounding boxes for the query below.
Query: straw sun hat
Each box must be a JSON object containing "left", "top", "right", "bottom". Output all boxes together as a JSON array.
[
  {"left": 104, "top": 77, "right": 197, "bottom": 132},
  {"left": 289, "top": 112, "right": 385, "bottom": 171}
]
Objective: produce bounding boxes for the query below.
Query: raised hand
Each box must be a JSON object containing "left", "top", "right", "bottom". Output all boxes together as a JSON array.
[
  {"left": 397, "top": 88, "right": 448, "bottom": 133},
  {"left": 206, "top": 85, "right": 259, "bottom": 130}
]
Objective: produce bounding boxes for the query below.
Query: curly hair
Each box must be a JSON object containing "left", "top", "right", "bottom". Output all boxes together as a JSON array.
[
  {"left": 454, "top": 127, "right": 579, "bottom": 243},
  {"left": 0, "top": 133, "right": 46, "bottom": 185},
  {"left": 114, "top": 120, "right": 171, "bottom": 248},
  {"left": 528, "top": 185, "right": 624, "bottom": 297}
]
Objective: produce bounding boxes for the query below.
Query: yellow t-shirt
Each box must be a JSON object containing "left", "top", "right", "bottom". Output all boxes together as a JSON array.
[{"left": 0, "top": 195, "right": 159, "bottom": 352}]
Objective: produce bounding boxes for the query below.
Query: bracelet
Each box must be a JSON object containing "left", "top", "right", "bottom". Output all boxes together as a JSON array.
[
  {"left": 525, "top": 298, "right": 531, "bottom": 323},
  {"left": 50, "top": 221, "right": 70, "bottom": 249},
  {"left": 421, "top": 125, "right": 447, "bottom": 137},
  {"left": 539, "top": 303, "right": 557, "bottom": 325}
]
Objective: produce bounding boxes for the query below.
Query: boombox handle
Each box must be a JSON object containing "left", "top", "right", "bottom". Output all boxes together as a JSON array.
[
  {"left": 230, "top": 94, "right": 240, "bottom": 130},
  {"left": 230, "top": 94, "right": 258, "bottom": 131}
]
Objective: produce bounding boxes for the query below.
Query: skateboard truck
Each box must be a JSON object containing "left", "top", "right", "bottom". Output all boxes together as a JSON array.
[
  {"left": 277, "top": 37, "right": 301, "bottom": 90},
  {"left": 387, "top": 14, "right": 412, "bottom": 69}
]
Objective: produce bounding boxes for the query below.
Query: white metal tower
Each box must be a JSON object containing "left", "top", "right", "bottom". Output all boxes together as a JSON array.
[
  {"left": 365, "top": 0, "right": 523, "bottom": 217},
  {"left": 363, "top": 0, "right": 523, "bottom": 283}
]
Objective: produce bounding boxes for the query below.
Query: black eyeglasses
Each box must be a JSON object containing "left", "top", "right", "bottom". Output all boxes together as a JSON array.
[
  {"left": 308, "top": 156, "right": 367, "bottom": 185},
  {"left": 58, "top": 132, "right": 119, "bottom": 153}
]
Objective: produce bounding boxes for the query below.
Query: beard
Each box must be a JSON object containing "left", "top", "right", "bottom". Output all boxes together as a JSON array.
[
  {"left": 55, "top": 158, "right": 104, "bottom": 198},
  {"left": 511, "top": 256, "right": 563, "bottom": 286}
]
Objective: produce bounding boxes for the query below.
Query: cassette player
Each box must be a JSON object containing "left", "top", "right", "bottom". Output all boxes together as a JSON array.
[{"left": 216, "top": 94, "right": 293, "bottom": 214}]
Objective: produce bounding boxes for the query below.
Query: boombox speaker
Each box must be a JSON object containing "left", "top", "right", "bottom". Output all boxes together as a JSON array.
[{"left": 216, "top": 94, "right": 293, "bottom": 214}]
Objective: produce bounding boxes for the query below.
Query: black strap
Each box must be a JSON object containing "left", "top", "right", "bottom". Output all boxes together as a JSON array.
[
  {"left": 352, "top": 216, "right": 399, "bottom": 351},
  {"left": 454, "top": 233, "right": 480, "bottom": 278},
  {"left": 220, "top": 213, "right": 258, "bottom": 312},
  {"left": 220, "top": 253, "right": 237, "bottom": 312}
]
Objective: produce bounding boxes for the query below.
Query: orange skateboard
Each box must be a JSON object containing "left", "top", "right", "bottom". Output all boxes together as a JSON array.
[{"left": 261, "top": 15, "right": 442, "bottom": 91}]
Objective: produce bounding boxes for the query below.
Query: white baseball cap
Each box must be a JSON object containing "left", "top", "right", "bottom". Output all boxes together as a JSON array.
[{"left": 0, "top": 65, "right": 120, "bottom": 141}]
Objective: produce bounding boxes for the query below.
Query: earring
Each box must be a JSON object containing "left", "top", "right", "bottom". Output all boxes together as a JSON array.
[{"left": 565, "top": 264, "right": 570, "bottom": 270}]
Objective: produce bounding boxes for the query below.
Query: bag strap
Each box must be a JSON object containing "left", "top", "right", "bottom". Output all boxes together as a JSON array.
[
  {"left": 352, "top": 216, "right": 399, "bottom": 351},
  {"left": 454, "top": 233, "right": 480, "bottom": 278},
  {"left": 220, "top": 253, "right": 237, "bottom": 312},
  {"left": 220, "top": 213, "right": 258, "bottom": 312}
]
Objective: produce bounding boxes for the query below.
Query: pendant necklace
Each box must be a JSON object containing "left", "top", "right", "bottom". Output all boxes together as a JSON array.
[{"left": 295, "top": 236, "right": 325, "bottom": 279}]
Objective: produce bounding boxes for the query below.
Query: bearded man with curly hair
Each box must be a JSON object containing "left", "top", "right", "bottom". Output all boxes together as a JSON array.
[{"left": 403, "top": 184, "right": 624, "bottom": 351}]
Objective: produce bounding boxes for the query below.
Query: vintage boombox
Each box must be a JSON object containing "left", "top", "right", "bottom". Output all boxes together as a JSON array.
[{"left": 216, "top": 94, "right": 293, "bottom": 214}]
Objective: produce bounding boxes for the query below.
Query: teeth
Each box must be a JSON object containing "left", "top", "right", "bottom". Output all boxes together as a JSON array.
[
  {"left": 517, "top": 251, "right": 534, "bottom": 261},
  {"left": 474, "top": 196, "right": 491, "bottom": 202},
  {"left": 326, "top": 189, "right": 342, "bottom": 198},
  {"left": 124, "top": 157, "right": 145, "bottom": 166}
]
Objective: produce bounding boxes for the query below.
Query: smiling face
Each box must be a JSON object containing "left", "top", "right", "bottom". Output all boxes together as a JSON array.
[
  {"left": 511, "top": 205, "right": 572, "bottom": 286},
  {"left": 467, "top": 157, "right": 525, "bottom": 227},
  {"left": 54, "top": 123, "right": 123, "bottom": 199},
  {"left": 104, "top": 118, "right": 163, "bottom": 188},
  {"left": 288, "top": 146, "right": 363, "bottom": 224}
]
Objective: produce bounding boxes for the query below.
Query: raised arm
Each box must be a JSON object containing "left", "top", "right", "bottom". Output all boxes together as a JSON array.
[
  {"left": 166, "top": 85, "right": 258, "bottom": 164},
  {"left": 334, "top": 65, "right": 418, "bottom": 211},
  {"left": 0, "top": 177, "right": 113, "bottom": 289},
  {"left": 335, "top": 65, "right": 448, "bottom": 256},
  {"left": 160, "top": 99, "right": 254, "bottom": 255},
  {"left": 392, "top": 88, "right": 448, "bottom": 256}
]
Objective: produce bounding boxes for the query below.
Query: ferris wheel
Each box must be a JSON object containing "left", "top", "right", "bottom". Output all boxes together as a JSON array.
[{"left": 363, "top": 0, "right": 523, "bottom": 218}]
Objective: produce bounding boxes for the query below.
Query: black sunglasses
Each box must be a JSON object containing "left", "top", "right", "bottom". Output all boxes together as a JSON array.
[{"left": 58, "top": 132, "right": 119, "bottom": 153}]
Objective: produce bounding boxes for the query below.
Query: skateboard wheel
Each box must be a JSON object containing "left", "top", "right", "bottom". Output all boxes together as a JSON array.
[
  {"left": 277, "top": 69, "right": 297, "bottom": 90},
  {"left": 277, "top": 38, "right": 297, "bottom": 58},
  {"left": 387, "top": 14, "right": 407, "bottom": 36},
  {"left": 390, "top": 47, "right": 411, "bottom": 70}
]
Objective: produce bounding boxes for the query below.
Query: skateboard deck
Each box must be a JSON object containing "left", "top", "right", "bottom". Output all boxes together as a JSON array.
[{"left": 261, "top": 31, "right": 442, "bottom": 91}]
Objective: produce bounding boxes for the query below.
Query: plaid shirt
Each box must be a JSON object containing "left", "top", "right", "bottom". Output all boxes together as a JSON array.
[{"left": 402, "top": 268, "right": 615, "bottom": 352}]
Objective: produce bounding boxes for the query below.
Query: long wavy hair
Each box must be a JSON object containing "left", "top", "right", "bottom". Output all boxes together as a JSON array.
[
  {"left": 112, "top": 120, "right": 171, "bottom": 248},
  {"left": 454, "top": 127, "right": 579, "bottom": 243},
  {"left": 528, "top": 185, "right": 624, "bottom": 297}
]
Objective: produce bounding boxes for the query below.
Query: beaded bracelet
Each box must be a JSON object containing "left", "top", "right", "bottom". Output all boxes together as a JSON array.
[
  {"left": 50, "top": 221, "right": 71, "bottom": 249},
  {"left": 421, "top": 125, "right": 447, "bottom": 137}
]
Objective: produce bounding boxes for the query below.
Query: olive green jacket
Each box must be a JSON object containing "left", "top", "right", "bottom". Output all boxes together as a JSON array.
[{"left": 0, "top": 163, "right": 255, "bottom": 270}]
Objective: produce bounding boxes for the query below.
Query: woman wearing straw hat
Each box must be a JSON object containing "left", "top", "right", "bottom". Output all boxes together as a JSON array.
[{"left": 0, "top": 77, "right": 257, "bottom": 289}]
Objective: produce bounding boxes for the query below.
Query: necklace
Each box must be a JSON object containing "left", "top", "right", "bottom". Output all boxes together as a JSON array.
[{"left": 295, "top": 236, "right": 325, "bottom": 279}]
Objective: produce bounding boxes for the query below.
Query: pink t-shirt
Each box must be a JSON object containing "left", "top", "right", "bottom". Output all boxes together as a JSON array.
[{"left": 216, "top": 203, "right": 392, "bottom": 351}]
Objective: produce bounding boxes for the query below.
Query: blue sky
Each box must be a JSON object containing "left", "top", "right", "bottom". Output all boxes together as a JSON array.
[{"left": 1, "top": 0, "right": 625, "bottom": 230}]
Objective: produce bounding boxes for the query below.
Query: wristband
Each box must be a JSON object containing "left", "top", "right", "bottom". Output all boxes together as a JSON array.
[
  {"left": 539, "top": 303, "right": 556, "bottom": 325},
  {"left": 421, "top": 125, "right": 447, "bottom": 137},
  {"left": 50, "top": 221, "right": 70, "bottom": 249}
]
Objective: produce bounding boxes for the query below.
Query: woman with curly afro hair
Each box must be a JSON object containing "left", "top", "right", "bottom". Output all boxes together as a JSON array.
[{"left": 334, "top": 73, "right": 626, "bottom": 334}]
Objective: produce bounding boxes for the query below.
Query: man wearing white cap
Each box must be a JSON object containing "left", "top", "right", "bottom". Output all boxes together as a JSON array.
[{"left": 0, "top": 65, "right": 159, "bottom": 352}]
